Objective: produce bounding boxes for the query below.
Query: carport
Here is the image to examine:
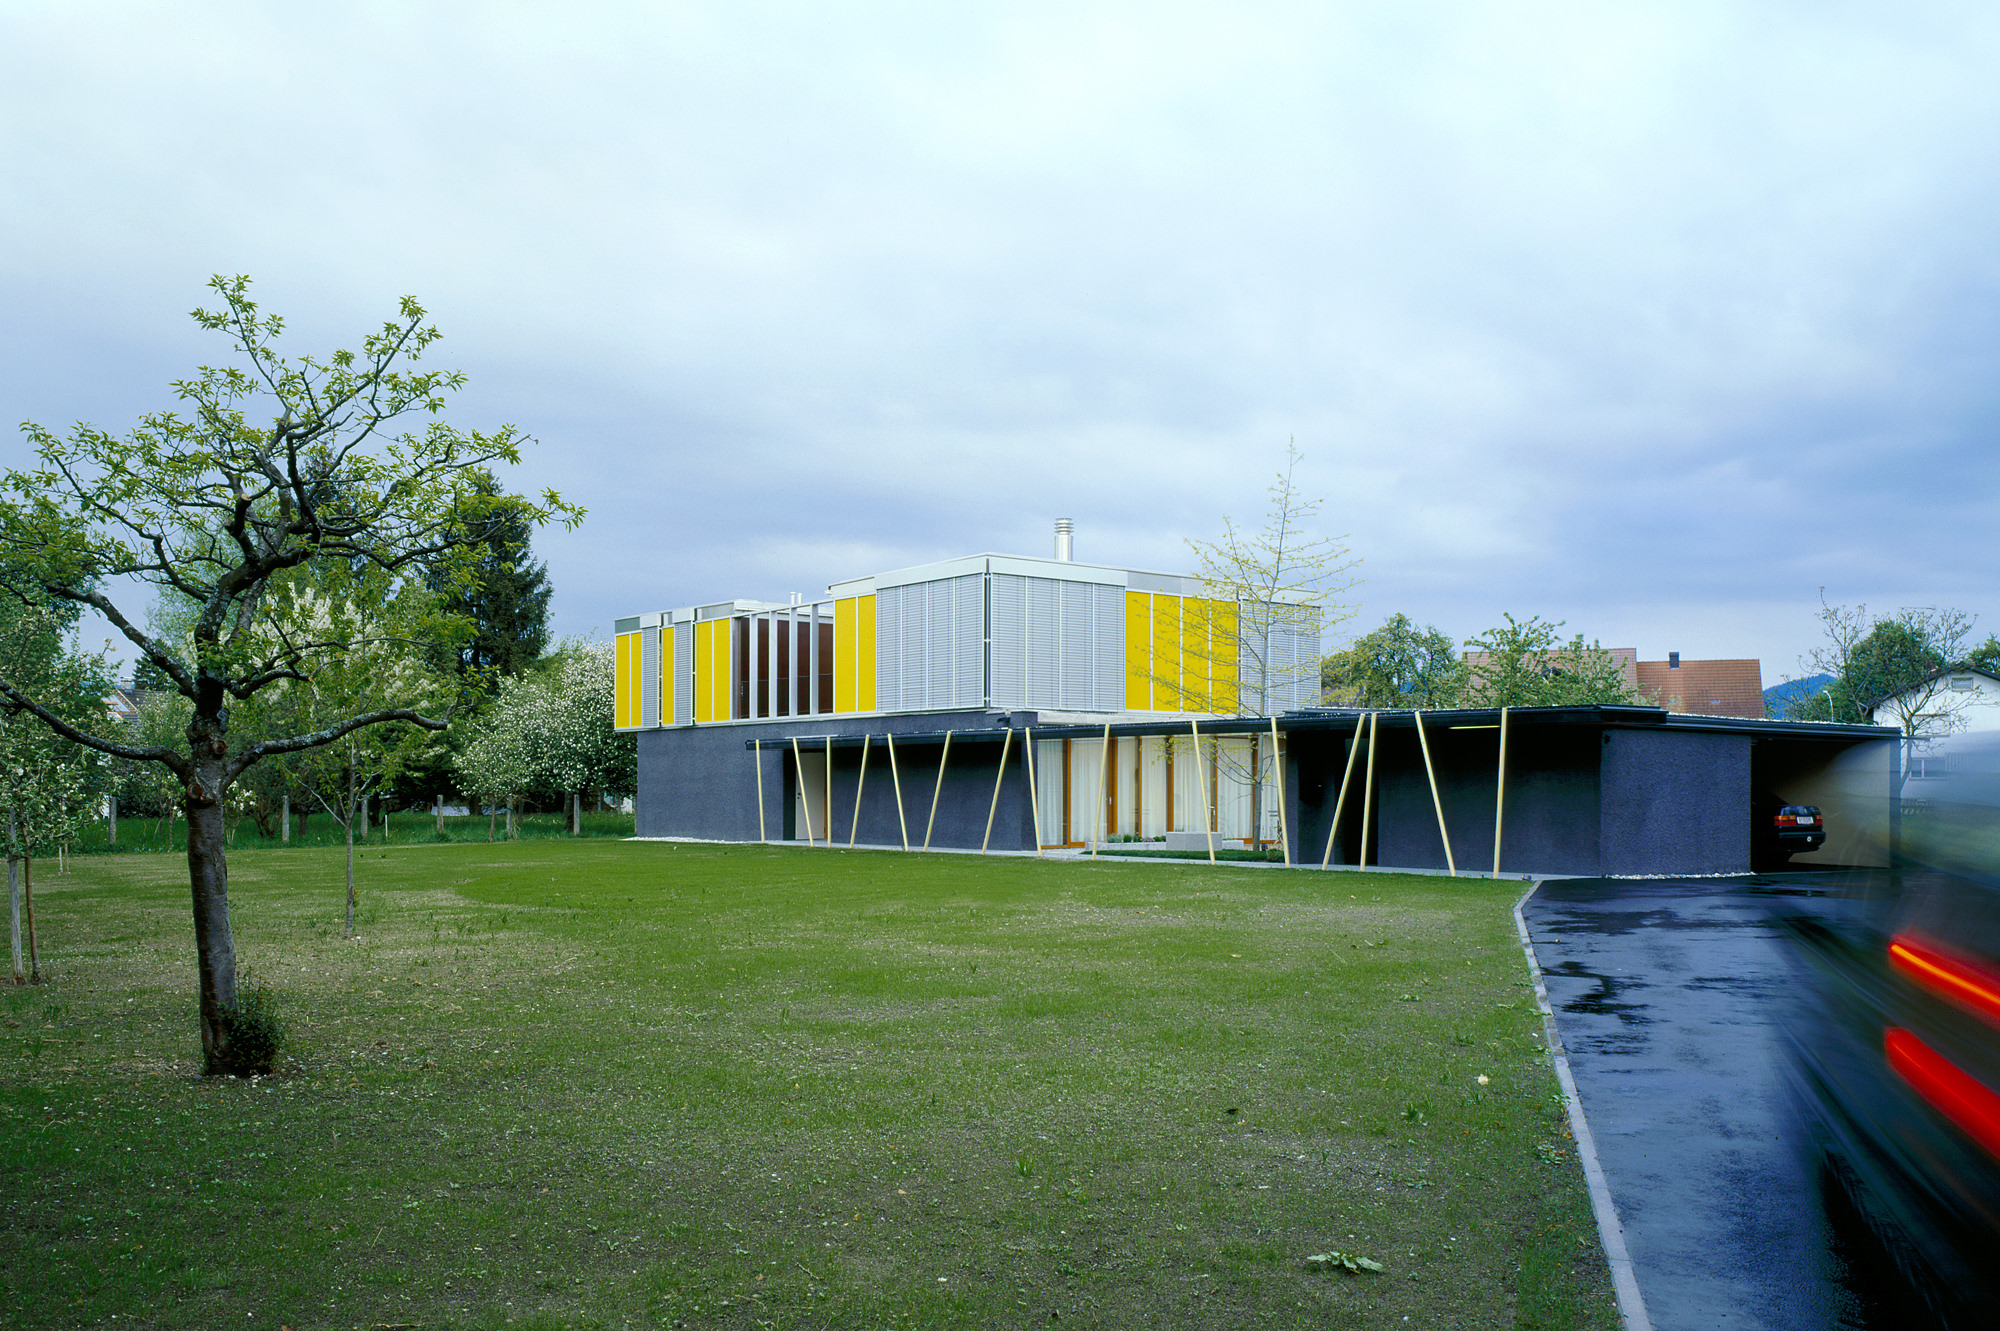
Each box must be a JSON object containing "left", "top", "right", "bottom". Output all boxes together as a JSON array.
[{"left": 1282, "top": 706, "right": 1898, "bottom": 877}]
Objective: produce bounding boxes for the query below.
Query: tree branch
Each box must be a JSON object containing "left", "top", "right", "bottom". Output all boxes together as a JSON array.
[
  {"left": 0, "top": 674, "right": 190, "bottom": 776},
  {"left": 229, "top": 706, "right": 450, "bottom": 780}
]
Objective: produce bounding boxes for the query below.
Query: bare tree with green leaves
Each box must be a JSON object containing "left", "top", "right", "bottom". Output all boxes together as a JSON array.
[
  {"left": 1183, "top": 443, "right": 1360, "bottom": 845},
  {"left": 1794, "top": 592, "right": 1976, "bottom": 737},
  {"left": 0, "top": 276, "right": 581, "bottom": 1073}
]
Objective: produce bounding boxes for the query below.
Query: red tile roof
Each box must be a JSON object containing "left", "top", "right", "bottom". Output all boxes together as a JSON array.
[{"left": 1636, "top": 658, "right": 1765, "bottom": 719}]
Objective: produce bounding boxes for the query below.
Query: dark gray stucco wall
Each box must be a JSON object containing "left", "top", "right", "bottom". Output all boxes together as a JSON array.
[
  {"left": 635, "top": 711, "right": 1034, "bottom": 849},
  {"left": 1291, "top": 720, "right": 1602, "bottom": 875},
  {"left": 1599, "top": 728, "right": 1752, "bottom": 875},
  {"left": 808, "top": 732, "right": 1037, "bottom": 852},
  {"left": 1288, "top": 726, "right": 1359, "bottom": 866}
]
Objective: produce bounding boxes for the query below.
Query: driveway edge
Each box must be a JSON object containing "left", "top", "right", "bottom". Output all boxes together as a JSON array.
[{"left": 1513, "top": 881, "right": 1652, "bottom": 1331}]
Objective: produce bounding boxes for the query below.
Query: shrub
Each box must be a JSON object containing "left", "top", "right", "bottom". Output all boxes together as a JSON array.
[{"left": 219, "top": 984, "right": 286, "bottom": 1075}]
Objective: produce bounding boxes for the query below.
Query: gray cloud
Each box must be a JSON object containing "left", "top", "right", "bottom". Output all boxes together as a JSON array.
[{"left": 6, "top": 1, "right": 2000, "bottom": 682}]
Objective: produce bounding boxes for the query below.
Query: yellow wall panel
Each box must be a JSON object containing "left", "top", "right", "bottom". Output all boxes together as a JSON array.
[
  {"left": 1124, "top": 591, "right": 1151, "bottom": 710},
  {"left": 693, "top": 622, "right": 712, "bottom": 722},
  {"left": 695, "top": 619, "right": 733, "bottom": 723},
  {"left": 630, "top": 632, "right": 643, "bottom": 728},
  {"left": 714, "top": 620, "right": 735, "bottom": 720},
  {"left": 613, "top": 633, "right": 631, "bottom": 728},
  {"left": 1182, "top": 597, "right": 1213, "bottom": 712},
  {"left": 858, "top": 595, "right": 877, "bottom": 712},
  {"left": 1152, "top": 595, "right": 1182, "bottom": 711},
  {"left": 833, "top": 598, "right": 858, "bottom": 713},
  {"left": 1211, "top": 599, "right": 1239, "bottom": 714}
]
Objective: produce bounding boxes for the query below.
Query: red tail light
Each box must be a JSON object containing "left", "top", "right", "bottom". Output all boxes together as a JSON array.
[
  {"left": 1890, "top": 933, "right": 2000, "bottom": 1028},
  {"left": 1886, "top": 1027, "right": 2000, "bottom": 1161}
]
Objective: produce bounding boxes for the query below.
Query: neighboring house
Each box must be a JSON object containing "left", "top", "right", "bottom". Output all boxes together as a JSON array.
[
  {"left": 1869, "top": 664, "right": 2000, "bottom": 737},
  {"left": 1459, "top": 645, "right": 1641, "bottom": 693},
  {"left": 104, "top": 683, "right": 143, "bottom": 727},
  {"left": 1455, "top": 646, "right": 1765, "bottom": 719},
  {"left": 1635, "top": 653, "right": 1765, "bottom": 720}
]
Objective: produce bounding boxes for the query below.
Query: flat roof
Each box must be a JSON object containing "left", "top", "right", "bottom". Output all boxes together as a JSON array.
[{"left": 748, "top": 704, "right": 1898, "bottom": 751}]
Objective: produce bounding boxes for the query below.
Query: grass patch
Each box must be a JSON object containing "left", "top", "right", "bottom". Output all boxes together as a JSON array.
[
  {"left": 0, "top": 842, "right": 1616, "bottom": 1329},
  {"left": 1095, "top": 846, "right": 1290, "bottom": 863}
]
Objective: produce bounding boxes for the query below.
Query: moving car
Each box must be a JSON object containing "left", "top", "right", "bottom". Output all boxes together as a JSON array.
[{"left": 1778, "top": 737, "right": 2000, "bottom": 1327}]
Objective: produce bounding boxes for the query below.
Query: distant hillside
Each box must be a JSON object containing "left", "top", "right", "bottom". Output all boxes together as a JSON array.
[{"left": 1763, "top": 674, "right": 1834, "bottom": 715}]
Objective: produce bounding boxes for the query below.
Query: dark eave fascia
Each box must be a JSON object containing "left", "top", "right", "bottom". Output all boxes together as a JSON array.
[
  {"left": 1277, "top": 704, "right": 1898, "bottom": 741},
  {"left": 749, "top": 715, "right": 1284, "bottom": 752},
  {"left": 748, "top": 705, "right": 1901, "bottom": 752}
]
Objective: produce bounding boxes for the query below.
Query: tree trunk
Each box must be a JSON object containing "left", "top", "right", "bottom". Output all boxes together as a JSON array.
[
  {"left": 22, "top": 851, "right": 37, "bottom": 984},
  {"left": 507, "top": 795, "right": 516, "bottom": 841},
  {"left": 436, "top": 792, "right": 444, "bottom": 837},
  {"left": 1249, "top": 735, "right": 1263, "bottom": 851},
  {"left": 8, "top": 813, "right": 20, "bottom": 986},
  {"left": 345, "top": 762, "right": 357, "bottom": 938},
  {"left": 281, "top": 792, "right": 290, "bottom": 843},
  {"left": 108, "top": 795, "right": 118, "bottom": 848},
  {"left": 570, "top": 791, "right": 580, "bottom": 836},
  {"left": 184, "top": 725, "right": 244, "bottom": 1074}
]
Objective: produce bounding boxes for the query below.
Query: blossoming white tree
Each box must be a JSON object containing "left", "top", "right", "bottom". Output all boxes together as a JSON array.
[
  {"left": 0, "top": 605, "right": 108, "bottom": 984},
  {"left": 456, "top": 639, "right": 632, "bottom": 834}
]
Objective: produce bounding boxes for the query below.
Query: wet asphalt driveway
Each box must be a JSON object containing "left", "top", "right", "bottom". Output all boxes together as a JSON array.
[{"left": 1521, "top": 874, "right": 1894, "bottom": 1331}]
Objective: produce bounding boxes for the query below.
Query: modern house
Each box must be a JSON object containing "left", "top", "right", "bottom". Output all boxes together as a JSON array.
[
  {"left": 614, "top": 523, "right": 1322, "bottom": 849},
  {"left": 615, "top": 532, "right": 1895, "bottom": 875}
]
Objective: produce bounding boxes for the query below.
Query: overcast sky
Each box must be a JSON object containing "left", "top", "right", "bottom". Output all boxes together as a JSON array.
[{"left": 6, "top": 1, "right": 1999, "bottom": 686}]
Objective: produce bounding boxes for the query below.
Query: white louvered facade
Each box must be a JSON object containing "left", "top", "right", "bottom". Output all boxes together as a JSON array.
[
  {"left": 640, "top": 624, "right": 660, "bottom": 728},
  {"left": 1225, "top": 604, "right": 1322, "bottom": 715},
  {"left": 875, "top": 572, "right": 985, "bottom": 713},
  {"left": 988, "top": 573, "right": 1125, "bottom": 712}
]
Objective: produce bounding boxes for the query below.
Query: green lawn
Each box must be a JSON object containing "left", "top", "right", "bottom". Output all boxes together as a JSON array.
[
  {"left": 0, "top": 841, "right": 1615, "bottom": 1330},
  {"left": 73, "top": 808, "right": 637, "bottom": 856}
]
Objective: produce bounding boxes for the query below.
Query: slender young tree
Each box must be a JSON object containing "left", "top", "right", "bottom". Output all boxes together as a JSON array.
[
  {"left": 0, "top": 277, "right": 581, "bottom": 1073},
  {"left": 252, "top": 568, "right": 453, "bottom": 935},
  {"left": 1182, "top": 444, "right": 1359, "bottom": 845}
]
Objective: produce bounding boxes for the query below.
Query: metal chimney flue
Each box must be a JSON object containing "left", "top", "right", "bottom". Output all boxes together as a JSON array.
[{"left": 1054, "top": 518, "right": 1074, "bottom": 562}]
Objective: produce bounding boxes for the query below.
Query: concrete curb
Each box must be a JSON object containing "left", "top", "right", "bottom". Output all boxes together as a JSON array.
[{"left": 1513, "top": 881, "right": 1652, "bottom": 1331}]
